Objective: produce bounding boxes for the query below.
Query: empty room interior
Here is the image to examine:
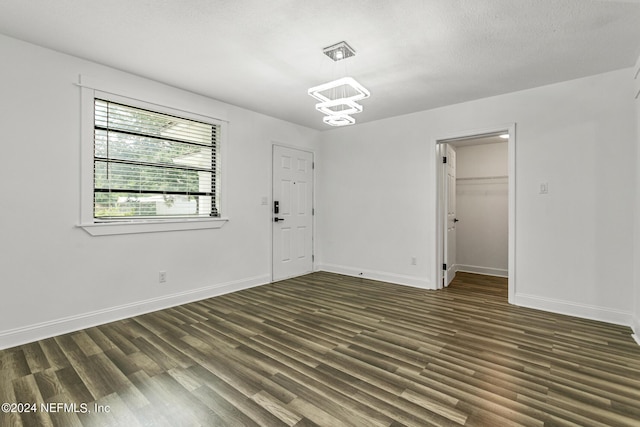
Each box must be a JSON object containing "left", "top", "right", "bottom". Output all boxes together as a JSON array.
[{"left": 1, "top": 1, "right": 640, "bottom": 426}]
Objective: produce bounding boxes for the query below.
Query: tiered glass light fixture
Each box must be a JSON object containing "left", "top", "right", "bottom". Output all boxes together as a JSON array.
[{"left": 308, "top": 42, "right": 370, "bottom": 127}]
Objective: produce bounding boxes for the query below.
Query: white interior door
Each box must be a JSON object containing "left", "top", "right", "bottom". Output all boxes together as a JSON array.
[
  {"left": 272, "top": 145, "right": 314, "bottom": 281},
  {"left": 444, "top": 144, "right": 457, "bottom": 286}
]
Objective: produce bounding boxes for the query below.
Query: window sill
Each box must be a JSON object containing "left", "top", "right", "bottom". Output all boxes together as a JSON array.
[{"left": 78, "top": 218, "right": 229, "bottom": 236}]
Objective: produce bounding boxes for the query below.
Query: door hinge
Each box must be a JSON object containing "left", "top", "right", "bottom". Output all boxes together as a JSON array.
[
  {"left": 312, "top": 208, "right": 315, "bottom": 215},
  {"left": 312, "top": 162, "right": 315, "bottom": 169},
  {"left": 443, "top": 263, "right": 447, "bottom": 270},
  {"left": 312, "top": 254, "right": 315, "bottom": 262},
  {"left": 442, "top": 156, "right": 447, "bottom": 164}
]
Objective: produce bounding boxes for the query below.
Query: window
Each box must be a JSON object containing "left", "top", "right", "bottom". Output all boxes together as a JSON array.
[
  {"left": 94, "top": 99, "right": 219, "bottom": 220},
  {"left": 79, "top": 83, "right": 227, "bottom": 236}
]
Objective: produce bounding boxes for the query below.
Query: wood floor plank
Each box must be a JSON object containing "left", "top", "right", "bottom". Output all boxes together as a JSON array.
[
  {"left": 272, "top": 373, "right": 393, "bottom": 427},
  {"left": 130, "top": 334, "right": 192, "bottom": 371},
  {"left": 191, "top": 384, "right": 260, "bottom": 426},
  {"left": 251, "top": 390, "right": 302, "bottom": 426},
  {"left": 53, "top": 367, "right": 94, "bottom": 404},
  {"left": 285, "top": 396, "right": 350, "bottom": 427},
  {"left": 11, "top": 375, "right": 53, "bottom": 427},
  {"left": 94, "top": 323, "right": 139, "bottom": 356},
  {"left": 32, "top": 369, "right": 64, "bottom": 402},
  {"left": 1, "top": 271, "right": 639, "bottom": 426},
  {"left": 37, "top": 339, "right": 71, "bottom": 372},
  {"left": 188, "top": 365, "right": 289, "bottom": 426},
  {"left": 22, "top": 342, "right": 50, "bottom": 374},
  {"left": 76, "top": 393, "right": 142, "bottom": 427}
]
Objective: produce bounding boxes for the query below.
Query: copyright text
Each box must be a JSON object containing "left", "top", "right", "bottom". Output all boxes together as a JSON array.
[{"left": 1, "top": 402, "right": 111, "bottom": 414}]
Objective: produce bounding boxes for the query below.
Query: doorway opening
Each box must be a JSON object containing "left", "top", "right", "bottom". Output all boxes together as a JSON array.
[{"left": 435, "top": 125, "right": 516, "bottom": 304}]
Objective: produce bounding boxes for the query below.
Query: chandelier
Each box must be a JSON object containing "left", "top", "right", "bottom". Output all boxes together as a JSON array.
[{"left": 308, "top": 42, "right": 370, "bottom": 127}]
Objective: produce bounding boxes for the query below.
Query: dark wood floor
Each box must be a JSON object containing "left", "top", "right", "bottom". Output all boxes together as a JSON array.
[{"left": 1, "top": 272, "right": 640, "bottom": 426}]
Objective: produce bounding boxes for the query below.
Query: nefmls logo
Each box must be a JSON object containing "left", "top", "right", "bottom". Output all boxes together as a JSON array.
[{"left": 40, "top": 402, "right": 90, "bottom": 413}]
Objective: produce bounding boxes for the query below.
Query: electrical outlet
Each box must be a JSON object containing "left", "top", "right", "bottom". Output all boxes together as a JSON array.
[
  {"left": 411, "top": 257, "right": 417, "bottom": 265},
  {"left": 159, "top": 271, "right": 167, "bottom": 283}
]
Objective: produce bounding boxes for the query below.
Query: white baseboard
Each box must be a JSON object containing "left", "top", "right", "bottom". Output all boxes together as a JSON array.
[
  {"left": 0, "top": 274, "right": 270, "bottom": 351},
  {"left": 456, "top": 264, "right": 508, "bottom": 278},
  {"left": 514, "top": 293, "right": 633, "bottom": 327},
  {"left": 632, "top": 315, "right": 640, "bottom": 346},
  {"left": 316, "top": 263, "right": 431, "bottom": 289}
]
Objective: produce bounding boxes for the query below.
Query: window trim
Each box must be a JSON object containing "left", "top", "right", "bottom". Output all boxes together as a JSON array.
[{"left": 78, "top": 87, "right": 228, "bottom": 236}]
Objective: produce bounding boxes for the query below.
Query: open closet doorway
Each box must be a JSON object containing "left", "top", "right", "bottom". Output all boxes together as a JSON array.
[{"left": 435, "top": 125, "right": 516, "bottom": 304}]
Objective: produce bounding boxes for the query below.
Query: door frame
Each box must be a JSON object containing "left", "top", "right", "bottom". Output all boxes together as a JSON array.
[
  {"left": 433, "top": 124, "right": 516, "bottom": 304},
  {"left": 271, "top": 143, "right": 316, "bottom": 282}
]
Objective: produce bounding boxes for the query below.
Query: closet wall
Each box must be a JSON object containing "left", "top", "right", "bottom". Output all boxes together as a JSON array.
[{"left": 455, "top": 141, "right": 508, "bottom": 277}]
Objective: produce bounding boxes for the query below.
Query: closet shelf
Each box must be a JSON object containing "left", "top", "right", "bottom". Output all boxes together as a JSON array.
[{"left": 456, "top": 175, "right": 508, "bottom": 181}]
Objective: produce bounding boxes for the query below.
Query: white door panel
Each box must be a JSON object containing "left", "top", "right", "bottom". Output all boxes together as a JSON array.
[
  {"left": 273, "top": 146, "right": 314, "bottom": 281},
  {"left": 445, "top": 144, "right": 457, "bottom": 286}
]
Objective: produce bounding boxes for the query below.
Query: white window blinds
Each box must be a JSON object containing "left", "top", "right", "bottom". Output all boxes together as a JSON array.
[{"left": 93, "top": 99, "right": 219, "bottom": 219}]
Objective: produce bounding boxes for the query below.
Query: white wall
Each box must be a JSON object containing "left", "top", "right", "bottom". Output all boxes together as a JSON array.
[
  {"left": 455, "top": 142, "right": 508, "bottom": 277},
  {"left": 315, "top": 120, "right": 432, "bottom": 287},
  {"left": 318, "top": 68, "right": 636, "bottom": 326},
  {"left": 0, "top": 34, "right": 320, "bottom": 349}
]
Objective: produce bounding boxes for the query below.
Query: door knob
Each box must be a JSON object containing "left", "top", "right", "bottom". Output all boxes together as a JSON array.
[
  {"left": 274, "top": 217, "right": 285, "bottom": 222},
  {"left": 453, "top": 218, "right": 459, "bottom": 223}
]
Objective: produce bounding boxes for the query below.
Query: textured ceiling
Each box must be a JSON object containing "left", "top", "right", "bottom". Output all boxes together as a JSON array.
[{"left": 1, "top": 0, "right": 640, "bottom": 130}]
